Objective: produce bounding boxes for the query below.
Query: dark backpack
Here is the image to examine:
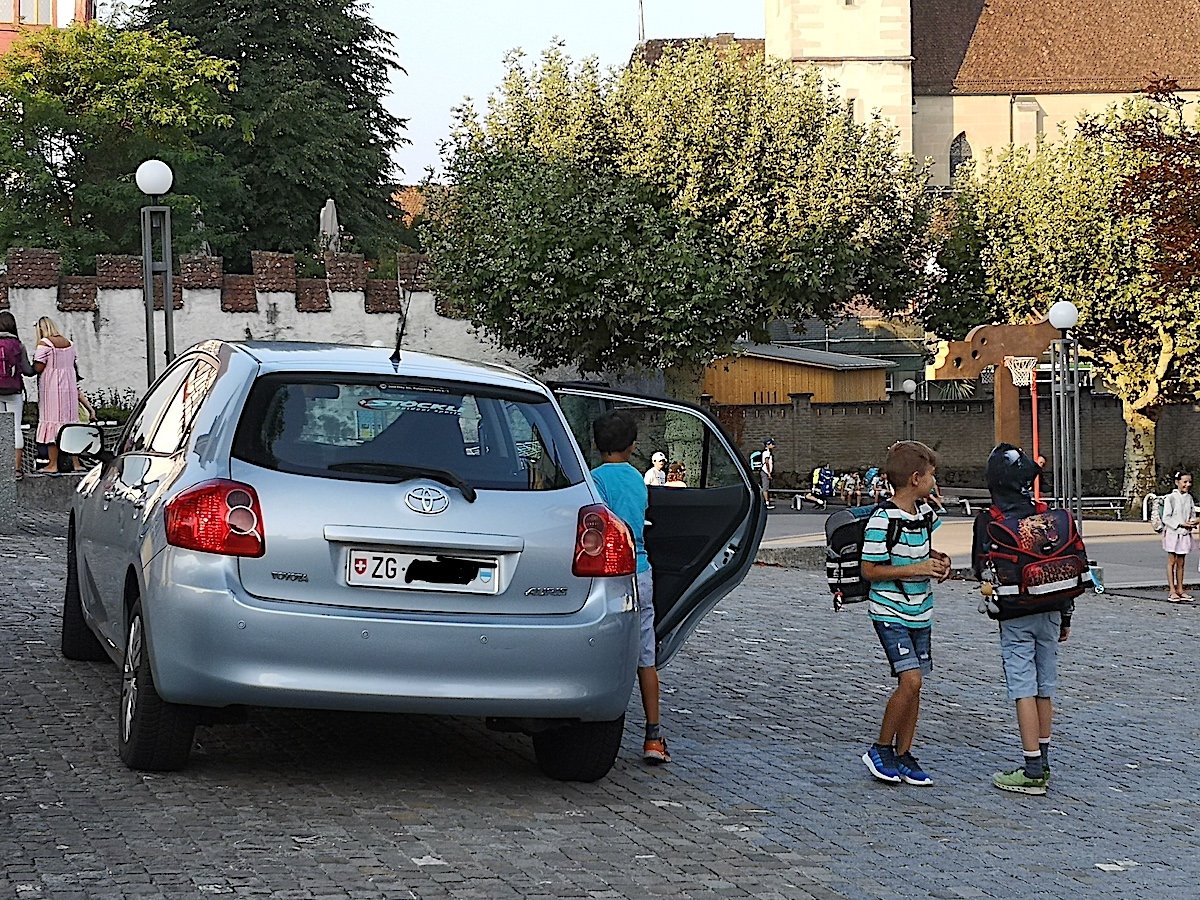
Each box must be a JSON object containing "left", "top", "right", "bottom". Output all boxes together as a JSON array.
[
  {"left": 979, "top": 503, "right": 1090, "bottom": 617},
  {"left": 0, "top": 337, "right": 23, "bottom": 393},
  {"left": 815, "top": 466, "right": 835, "bottom": 496},
  {"left": 825, "top": 501, "right": 935, "bottom": 611}
]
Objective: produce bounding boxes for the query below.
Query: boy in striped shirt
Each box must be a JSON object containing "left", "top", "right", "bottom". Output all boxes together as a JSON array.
[{"left": 860, "top": 441, "right": 952, "bottom": 786}]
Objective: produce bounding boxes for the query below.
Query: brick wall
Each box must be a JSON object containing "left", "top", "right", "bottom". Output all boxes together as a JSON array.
[
  {"left": 716, "top": 390, "right": 1155, "bottom": 490},
  {"left": 0, "top": 248, "right": 412, "bottom": 318}
]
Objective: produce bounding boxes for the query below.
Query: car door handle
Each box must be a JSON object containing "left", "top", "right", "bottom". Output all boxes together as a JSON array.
[
  {"left": 103, "top": 490, "right": 116, "bottom": 502},
  {"left": 130, "top": 496, "right": 146, "bottom": 510}
]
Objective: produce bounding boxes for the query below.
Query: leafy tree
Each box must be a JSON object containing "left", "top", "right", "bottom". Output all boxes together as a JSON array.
[
  {"left": 138, "top": 0, "right": 408, "bottom": 267},
  {"left": 944, "top": 99, "right": 1200, "bottom": 499},
  {"left": 0, "top": 22, "right": 237, "bottom": 272},
  {"left": 426, "top": 43, "right": 930, "bottom": 399}
]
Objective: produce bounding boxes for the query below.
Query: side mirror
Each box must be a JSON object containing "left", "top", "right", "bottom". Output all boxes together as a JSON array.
[{"left": 57, "top": 423, "right": 112, "bottom": 464}]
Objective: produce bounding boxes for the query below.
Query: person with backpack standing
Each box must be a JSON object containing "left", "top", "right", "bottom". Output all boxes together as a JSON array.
[
  {"left": 1161, "top": 471, "right": 1197, "bottom": 602},
  {"left": 971, "top": 444, "right": 1091, "bottom": 796},
  {"left": 859, "top": 440, "right": 950, "bottom": 786},
  {"left": 0, "top": 312, "right": 35, "bottom": 479}
]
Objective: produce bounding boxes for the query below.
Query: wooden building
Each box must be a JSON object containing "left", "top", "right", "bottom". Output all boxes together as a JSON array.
[{"left": 703, "top": 343, "right": 896, "bottom": 405}]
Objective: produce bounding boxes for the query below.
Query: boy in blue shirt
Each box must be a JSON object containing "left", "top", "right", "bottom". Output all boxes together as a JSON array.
[
  {"left": 590, "top": 411, "right": 670, "bottom": 764},
  {"left": 860, "top": 441, "right": 951, "bottom": 786}
]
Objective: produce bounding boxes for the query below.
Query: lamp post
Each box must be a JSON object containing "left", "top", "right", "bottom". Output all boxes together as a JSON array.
[
  {"left": 136, "top": 160, "right": 176, "bottom": 384},
  {"left": 901, "top": 378, "right": 917, "bottom": 441},
  {"left": 1047, "top": 300, "right": 1082, "bottom": 533}
]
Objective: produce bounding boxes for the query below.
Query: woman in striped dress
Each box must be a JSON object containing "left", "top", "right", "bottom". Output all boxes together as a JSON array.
[{"left": 32, "top": 317, "right": 82, "bottom": 474}]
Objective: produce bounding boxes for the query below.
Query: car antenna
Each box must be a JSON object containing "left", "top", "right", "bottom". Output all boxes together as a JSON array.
[
  {"left": 390, "top": 270, "right": 415, "bottom": 371},
  {"left": 390, "top": 315, "right": 404, "bottom": 370}
]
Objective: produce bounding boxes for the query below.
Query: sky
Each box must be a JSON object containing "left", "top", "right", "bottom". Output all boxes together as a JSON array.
[{"left": 370, "top": 1, "right": 765, "bottom": 182}]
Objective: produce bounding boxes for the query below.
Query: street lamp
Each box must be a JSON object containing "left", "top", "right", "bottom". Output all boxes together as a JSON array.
[
  {"left": 1047, "top": 301, "right": 1082, "bottom": 532},
  {"left": 901, "top": 378, "right": 917, "bottom": 441},
  {"left": 136, "top": 159, "right": 177, "bottom": 384}
]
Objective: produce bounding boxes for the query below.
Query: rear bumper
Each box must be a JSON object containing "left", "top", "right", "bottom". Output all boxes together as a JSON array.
[{"left": 142, "top": 550, "right": 639, "bottom": 721}]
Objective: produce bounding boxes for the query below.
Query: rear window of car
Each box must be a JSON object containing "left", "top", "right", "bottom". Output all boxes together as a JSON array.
[{"left": 231, "top": 375, "right": 584, "bottom": 491}]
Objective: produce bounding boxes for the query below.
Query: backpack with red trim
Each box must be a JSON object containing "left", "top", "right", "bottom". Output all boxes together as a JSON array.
[{"left": 981, "top": 501, "right": 1090, "bottom": 617}]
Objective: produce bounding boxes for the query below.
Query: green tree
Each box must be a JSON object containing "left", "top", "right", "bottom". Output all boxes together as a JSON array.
[
  {"left": 944, "top": 101, "right": 1200, "bottom": 499},
  {"left": 0, "top": 22, "right": 237, "bottom": 272},
  {"left": 426, "top": 43, "right": 930, "bottom": 399},
  {"left": 138, "top": 0, "right": 407, "bottom": 267}
]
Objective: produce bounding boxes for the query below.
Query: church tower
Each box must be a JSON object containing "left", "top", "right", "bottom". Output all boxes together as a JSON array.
[{"left": 765, "top": 0, "right": 913, "bottom": 153}]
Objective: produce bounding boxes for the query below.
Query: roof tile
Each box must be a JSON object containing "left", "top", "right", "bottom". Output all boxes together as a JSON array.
[{"left": 914, "top": 0, "right": 1200, "bottom": 95}]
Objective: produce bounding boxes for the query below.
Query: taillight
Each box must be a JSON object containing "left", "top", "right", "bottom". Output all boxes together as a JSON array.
[
  {"left": 572, "top": 504, "right": 636, "bottom": 577},
  {"left": 165, "top": 479, "right": 265, "bottom": 558}
]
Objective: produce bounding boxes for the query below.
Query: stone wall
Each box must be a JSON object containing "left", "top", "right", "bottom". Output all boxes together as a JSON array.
[{"left": 714, "top": 391, "right": 1197, "bottom": 491}]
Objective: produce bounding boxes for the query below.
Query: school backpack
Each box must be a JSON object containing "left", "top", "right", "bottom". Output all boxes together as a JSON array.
[
  {"left": 0, "top": 337, "right": 23, "bottom": 394},
  {"left": 978, "top": 502, "right": 1090, "bottom": 618},
  {"left": 825, "top": 502, "right": 935, "bottom": 611},
  {"left": 816, "top": 466, "right": 835, "bottom": 496},
  {"left": 1150, "top": 494, "right": 1166, "bottom": 533},
  {"left": 749, "top": 450, "right": 763, "bottom": 472}
]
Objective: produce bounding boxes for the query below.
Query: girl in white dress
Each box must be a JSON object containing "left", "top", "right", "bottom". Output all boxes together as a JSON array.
[{"left": 1162, "top": 471, "right": 1198, "bottom": 602}]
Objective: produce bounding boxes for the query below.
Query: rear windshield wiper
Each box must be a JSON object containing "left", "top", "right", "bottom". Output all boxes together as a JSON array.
[{"left": 327, "top": 462, "right": 477, "bottom": 503}]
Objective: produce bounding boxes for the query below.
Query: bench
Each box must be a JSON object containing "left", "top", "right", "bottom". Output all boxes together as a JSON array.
[
  {"left": 768, "top": 488, "right": 833, "bottom": 511},
  {"left": 955, "top": 495, "right": 1131, "bottom": 519}
]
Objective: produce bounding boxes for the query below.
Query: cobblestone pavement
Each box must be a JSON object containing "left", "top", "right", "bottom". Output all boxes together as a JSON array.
[{"left": 3, "top": 518, "right": 1199, "bottom": 899}]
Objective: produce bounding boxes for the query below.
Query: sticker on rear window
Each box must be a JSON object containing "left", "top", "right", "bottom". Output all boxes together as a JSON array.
[{"left": 358, "top": 398, "right": 461, "bottom": 415}]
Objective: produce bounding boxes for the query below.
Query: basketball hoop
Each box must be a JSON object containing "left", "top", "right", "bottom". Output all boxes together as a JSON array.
[
  {"left": 1004, "top": 356, "right": 1038, "bottom": 387},
  {"left": 980, "top": 364, "right": 995, "bottom": 385}
]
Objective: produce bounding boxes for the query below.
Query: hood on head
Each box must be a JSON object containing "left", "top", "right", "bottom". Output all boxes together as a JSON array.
[{"left": 986, "top": 443, "right": 1041, "bottom": 514}]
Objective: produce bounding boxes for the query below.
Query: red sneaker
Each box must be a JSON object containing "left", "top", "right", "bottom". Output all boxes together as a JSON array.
[{"left": 642, "top": 737, "right": 671, "bottom": 764}]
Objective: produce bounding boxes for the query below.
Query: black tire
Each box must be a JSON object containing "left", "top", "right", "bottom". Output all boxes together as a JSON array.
[
  {"left": 118, "top": 602, "right": 196, "bottom": 771},
  {"left": 60, "top": 524, "right": 108, "bottom": 662},
  {"left": 532, "top": 715, "right": 624, "bottom": 782}
]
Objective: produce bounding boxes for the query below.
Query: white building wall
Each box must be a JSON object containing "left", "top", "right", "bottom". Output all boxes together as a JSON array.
[{"left": 765, "top": 0, "right": 914, "bottom": 153}]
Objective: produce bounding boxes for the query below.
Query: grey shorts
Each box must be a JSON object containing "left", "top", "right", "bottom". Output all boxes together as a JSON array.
[
  {"left": 636, "top": 568, "right": 656, "bottom": 668},
  {"left": 760, "top": 471, "right": 770, "bottom": 493},
  {"left": 999, "top": 612, "right": 1061, "bottom": 701}
]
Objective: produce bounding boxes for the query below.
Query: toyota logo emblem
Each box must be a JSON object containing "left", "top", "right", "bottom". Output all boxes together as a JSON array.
[{"left": 405, "top": 486, "right": 450, "bottom": 515}]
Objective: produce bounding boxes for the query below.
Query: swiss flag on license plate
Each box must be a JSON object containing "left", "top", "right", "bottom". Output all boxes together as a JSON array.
[{"left": 353, "top": 557, "right": 368, "bottom": 575}]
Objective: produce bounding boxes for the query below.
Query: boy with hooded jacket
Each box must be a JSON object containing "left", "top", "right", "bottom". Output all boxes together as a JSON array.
[{"left": 971, "top": 443, "right": 1089, "bottom": 795}]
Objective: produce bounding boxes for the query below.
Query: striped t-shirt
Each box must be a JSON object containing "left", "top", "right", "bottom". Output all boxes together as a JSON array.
[{"left": 861, "top": 501, "right": 941, "bottom": 627}]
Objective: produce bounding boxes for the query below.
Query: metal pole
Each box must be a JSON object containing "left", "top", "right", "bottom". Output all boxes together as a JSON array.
[
  {"left": 1052, "top": 336, "right": 1070, "bottom": 513},
  {"left": 140, "top": 206, "right": 157, "bottom": 385},
  {"left": 160, "top": 207, "right": 176, "bottom": 365},
  {"left": 1071, "top": 333, "right": 1083, "bottom": 535},
  {"left": 1058, "top": 336, "right": 1073, "bottom": 516},
  {"left": 1031, "top": 369, "right": 1042, "bottom": 499}
]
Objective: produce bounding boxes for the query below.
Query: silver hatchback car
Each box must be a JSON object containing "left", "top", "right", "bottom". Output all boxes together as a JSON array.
[{"left": 59, "top": 341, "right": 765, "bottom": 780}]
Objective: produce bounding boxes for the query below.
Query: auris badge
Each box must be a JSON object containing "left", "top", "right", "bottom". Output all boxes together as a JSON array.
[{"left": 405, "top": 486, "right": 450, "bottom": 515}]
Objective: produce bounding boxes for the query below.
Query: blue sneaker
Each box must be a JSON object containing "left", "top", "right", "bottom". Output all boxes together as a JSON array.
[
  {"left": 895, "top": 751, "right": 932, "bottom": 786},
  {"left": 862, "top": 745, "right": 901, "bottom": 783}
]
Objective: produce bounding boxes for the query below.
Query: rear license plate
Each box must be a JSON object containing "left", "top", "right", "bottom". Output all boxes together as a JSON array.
[{"left": 346, "top": 549, "right": 499, "bottom": 594}]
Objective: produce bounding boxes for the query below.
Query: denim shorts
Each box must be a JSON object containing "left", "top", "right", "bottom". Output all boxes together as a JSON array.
[
  {"left": 999, "top": 612, "right": 1060, "bottom": 700},
  {"left": 636, "top": 568, "right": 656, "bottom": 668},
  {"left": 872, "top": 620, "right": 933, "bottom": 677}
]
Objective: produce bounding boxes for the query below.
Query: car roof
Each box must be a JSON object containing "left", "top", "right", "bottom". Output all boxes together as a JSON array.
[{"left": 224, "top": 341, "right": 545, "bottom": 393}]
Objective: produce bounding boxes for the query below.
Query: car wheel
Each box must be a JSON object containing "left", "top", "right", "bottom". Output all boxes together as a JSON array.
[
  {"left": 118, "top": 601, "right": 196, "bottom": 771},
  {"left": 531, "top": 715, "right": 624, "bottom": 782},
  {"left": 60, "top": 524, "right": 108, "bottom": 662}
]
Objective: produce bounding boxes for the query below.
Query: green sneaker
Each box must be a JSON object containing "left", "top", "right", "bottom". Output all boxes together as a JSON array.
[{"left": 992, "top": 767, "right": 1048, "bottom": 795}]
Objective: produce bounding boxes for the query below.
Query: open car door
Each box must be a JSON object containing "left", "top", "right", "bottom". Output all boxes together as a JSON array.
[{"left": 551, "top": 385, "right": 767, "bottom": 667}]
